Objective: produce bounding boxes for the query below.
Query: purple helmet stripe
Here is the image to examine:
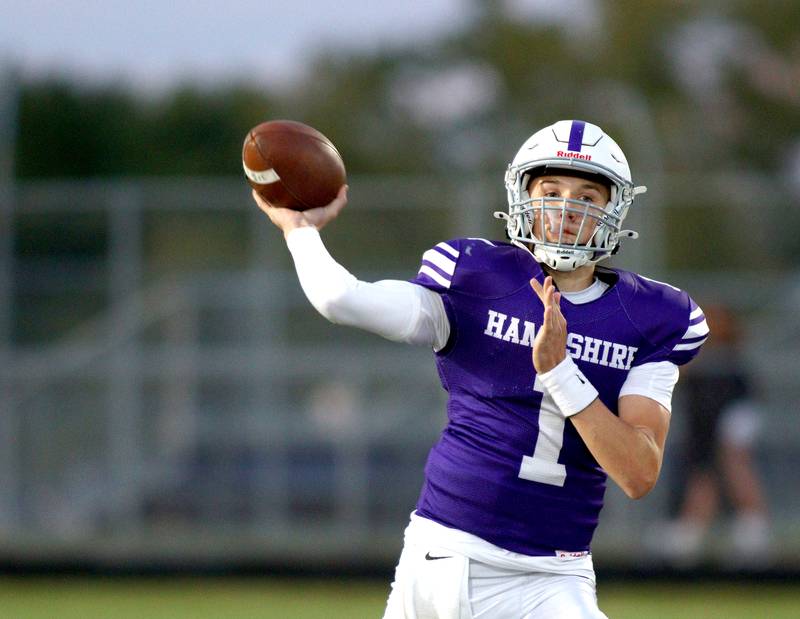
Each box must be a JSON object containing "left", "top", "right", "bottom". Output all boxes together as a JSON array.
[{"left": 567, "top": 120, "right": 586, "bottom": 152}]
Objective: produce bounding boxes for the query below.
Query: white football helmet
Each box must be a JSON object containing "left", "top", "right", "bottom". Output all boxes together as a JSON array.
[{"left": 496, "top": 120, "right": 647, "bottom": 271}]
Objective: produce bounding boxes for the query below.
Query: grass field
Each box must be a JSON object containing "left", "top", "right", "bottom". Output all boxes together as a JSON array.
[{"left": 0, "top": 577, "right": 798, "bottom": 618}]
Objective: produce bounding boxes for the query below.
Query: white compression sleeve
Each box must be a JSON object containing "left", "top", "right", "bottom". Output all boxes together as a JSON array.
[
  {"left": 285, "top": 227, "right": 450, "bottom": 350},
  {"left": 618, "top": 361, "right": 680, "bottom": 412}
]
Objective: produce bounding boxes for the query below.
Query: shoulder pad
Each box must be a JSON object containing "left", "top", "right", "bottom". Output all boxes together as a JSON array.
[
  {"left": 410, "top": 238, "right": 535, "bottom": 298},
  {"left": 618, "top": 272, "right": 708, "bottom": 366}
]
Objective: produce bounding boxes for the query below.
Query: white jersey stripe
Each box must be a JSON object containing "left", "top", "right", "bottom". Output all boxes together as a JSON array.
[
  {"left": 422, "top": 249, "right": 456, "bottom": 276},
  {"left": 418, "top": 265, "right": 452, "bottom": 289},
  {"left": 673, "top": 337, "right": 708, "bottom": 351},
  {"left": 682, "top": 319, "right": 709, "bottom": 340},
  {"left": 436, "top": 241, "right": 460, "bottom": 259},
  {"left": 689, "top": 306, "right": 704, "bottom": 320}
]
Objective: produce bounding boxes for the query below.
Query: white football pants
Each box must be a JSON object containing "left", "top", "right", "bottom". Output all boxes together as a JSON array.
[{"left": 382, "top": 541, "right": 608, "bottom": 619}]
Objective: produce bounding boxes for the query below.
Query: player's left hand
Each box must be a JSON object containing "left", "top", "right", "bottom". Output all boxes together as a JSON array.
[{"left": 530, "top": 276, "right": 567, "bottom": 373}]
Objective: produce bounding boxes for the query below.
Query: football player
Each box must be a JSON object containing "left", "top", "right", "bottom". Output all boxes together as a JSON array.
[{"left": 253, "top": 120, "right": 708, "bottom": 619}]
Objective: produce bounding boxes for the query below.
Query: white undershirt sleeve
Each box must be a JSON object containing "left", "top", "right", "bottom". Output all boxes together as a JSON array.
[
  {"left": 285, "top": 226, "right": 450, "bottom": 350},
  {"left": 618, "top": 361, "right": 680, "bottom": 412}
]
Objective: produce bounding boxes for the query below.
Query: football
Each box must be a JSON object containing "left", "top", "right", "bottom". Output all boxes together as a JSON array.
[{"left": 242, "top": 120, "right": 346, "bottom": 211}]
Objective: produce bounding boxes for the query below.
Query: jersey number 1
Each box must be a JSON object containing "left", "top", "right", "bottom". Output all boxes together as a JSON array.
[{"left": 518, "top": 376, "right": 567, "bottom": 487}]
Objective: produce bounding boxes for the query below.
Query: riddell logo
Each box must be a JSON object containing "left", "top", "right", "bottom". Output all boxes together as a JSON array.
[{"left": 557, "top": 150, "right": 592, "bottom": 161}]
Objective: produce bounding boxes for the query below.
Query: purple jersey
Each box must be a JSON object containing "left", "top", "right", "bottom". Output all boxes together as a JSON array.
[{"left": 410, "top": 238, "right": 706, "bottom": 556}]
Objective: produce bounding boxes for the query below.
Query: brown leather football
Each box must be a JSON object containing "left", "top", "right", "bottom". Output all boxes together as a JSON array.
[{"left": 242, "top": 120, "right": 346, "bottom": 211}]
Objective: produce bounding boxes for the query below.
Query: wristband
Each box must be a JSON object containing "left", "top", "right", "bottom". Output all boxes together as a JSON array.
[{"left": 537, "top": 356, "right": 599, "bottom": 417}]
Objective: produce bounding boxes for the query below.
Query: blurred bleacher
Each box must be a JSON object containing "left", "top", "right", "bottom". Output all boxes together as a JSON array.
[{"left": 0, "top": 173, "right": 798, "bottom": 576}]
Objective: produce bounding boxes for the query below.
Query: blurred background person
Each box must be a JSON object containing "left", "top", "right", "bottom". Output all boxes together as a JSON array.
[{"left": 651, "top": 304, "right": 770, "bottom": 567}]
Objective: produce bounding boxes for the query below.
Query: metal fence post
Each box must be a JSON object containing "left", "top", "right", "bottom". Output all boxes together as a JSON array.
[
  {"left": 106, "top": 184, "right": 144, "bottom": 531},
  {"left": 0, "top": 66, "right": 18, "bottom": 533}
]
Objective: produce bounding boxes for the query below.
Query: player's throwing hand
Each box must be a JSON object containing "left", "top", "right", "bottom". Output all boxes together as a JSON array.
[
  {"left": 530, "top": 276, "right": 567, "bottom": 374},
  {"left": 252, "top": 184, "right": 348, "bottom": 238}
]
